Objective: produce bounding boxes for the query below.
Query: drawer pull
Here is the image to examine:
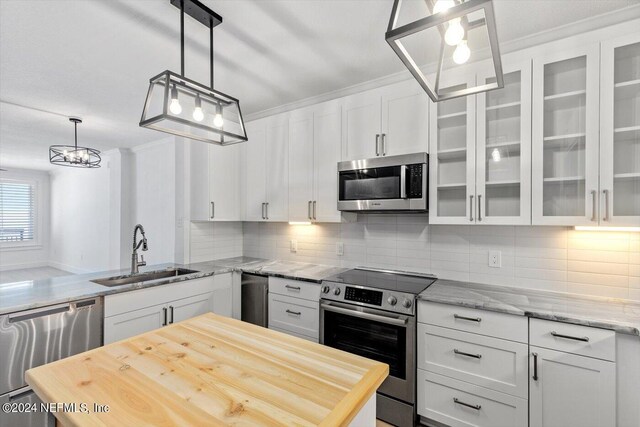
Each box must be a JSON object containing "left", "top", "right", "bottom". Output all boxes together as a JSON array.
[
  {"left": 453, "top": 397, "right": 481, "bottom": 411},
  {"left": 285, "top": 285, "right": 301, "bottom": 291},
  {"left": 550, "top": 331, "right": 589, "bottom": 342},
  {"left": 453, "top": 314, "right": 481, "bottom": 323},
  {"left": 454, "top": 349, "right": 482, "bottom": 359},
  {"left": 285, "top": 309, "right": 301, "bottom": 316}
]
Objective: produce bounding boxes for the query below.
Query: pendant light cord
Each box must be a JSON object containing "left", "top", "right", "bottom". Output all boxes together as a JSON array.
[
  {"left": 74, "top": 121, "right": 78, "bottom": 150},
  {"left": 180, "top": 0, "right": 185, "bottom": 77},
  {"left": 210, "top": 20, "right": 214, "bottom": 89}
]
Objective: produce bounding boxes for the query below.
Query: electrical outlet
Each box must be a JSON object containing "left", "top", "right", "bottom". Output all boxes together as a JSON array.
[
  {"left": 290, "top": 239, "right": 297, "bottom": 253},
  {"left": 489, "top": 250, "right": 501, "bottom": 268},
  {"left": 336, "top": 242, "right": 344, "bottom": 256}
]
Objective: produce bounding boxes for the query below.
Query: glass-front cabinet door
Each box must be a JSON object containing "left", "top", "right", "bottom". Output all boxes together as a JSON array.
[
  {"left": 532, "top": 45, "right": 600, "bottom": 225},
  {"left": 600, "top": 34, "right": 640, "bottom": 226},
  {"left": 476, "top": 59, "right": 532, "bottom": 224},
  {"left": 429, "top": 74, "right": 476, "bottom": 224}
]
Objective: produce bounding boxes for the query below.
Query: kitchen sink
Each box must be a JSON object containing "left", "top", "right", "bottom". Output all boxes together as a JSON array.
[{"left": 91, "top": 268, "right": 199, "bottom": 287}]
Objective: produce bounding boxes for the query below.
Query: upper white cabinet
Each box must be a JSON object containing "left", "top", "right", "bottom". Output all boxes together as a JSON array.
[
  {"left": 190, "top": 141, "right": 242, "bottom": 221},
  {"left": 244, "top": 114, "right": 289, "bottom": 221},
  {"left": 532, "top": 44, "right": 600, "bottom": 225},
  {"left": 599, "top": 34, "right": 640, "bottom": 226},
  {"left": 429, "top": 72, "right": 476, "bottom": 224},
  {"left": 288, "top": 101, "right": 342, "bottom": 223},
  {"left": 342, "top": 79, "right": 429, "bottom": 160}
]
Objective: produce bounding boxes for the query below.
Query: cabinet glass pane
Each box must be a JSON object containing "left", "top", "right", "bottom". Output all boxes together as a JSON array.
[
  {"left": 613, "top": 42, "right": 640, "bottom": 217},
  {"left": 542, "top": 56, "right": 587, "bottom": 217},
  {"left": 436, "top": 84, "right": 467, "bottom": 217},
  {"left": 484, "top": 71, "right": 521, "bottom": 217}
]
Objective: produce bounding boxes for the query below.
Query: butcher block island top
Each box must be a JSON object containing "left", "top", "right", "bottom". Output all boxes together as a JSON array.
[{"left": 25, "top": 313, "right": 388, "bottom": 427}]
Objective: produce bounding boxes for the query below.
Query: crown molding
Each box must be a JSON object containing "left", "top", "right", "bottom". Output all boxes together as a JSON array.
[{"left": 245, "top": 4, "right": 640, "bottom": 122}]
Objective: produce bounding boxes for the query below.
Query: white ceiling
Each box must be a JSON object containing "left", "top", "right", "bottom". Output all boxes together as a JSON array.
[{"left": 1, "top": 0, "right": 639, "bottom": 171}]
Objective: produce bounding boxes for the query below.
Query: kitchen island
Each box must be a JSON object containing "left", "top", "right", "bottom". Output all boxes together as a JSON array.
[{"left": 25, "top": 313, "right": 388, "bottom": 426}]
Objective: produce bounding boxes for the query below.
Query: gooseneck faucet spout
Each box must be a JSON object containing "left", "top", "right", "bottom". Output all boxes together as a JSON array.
[{"left": 131, "top": 224, "right": 149, "bottom": 274}]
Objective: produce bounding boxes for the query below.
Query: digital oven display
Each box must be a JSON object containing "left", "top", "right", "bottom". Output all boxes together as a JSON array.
[{"left": 344, "top": 286, "right": 383, "bottom": 306}]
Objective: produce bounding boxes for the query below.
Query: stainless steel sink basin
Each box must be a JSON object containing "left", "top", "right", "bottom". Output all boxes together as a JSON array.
[{"left": 91, "top": 268, "right": 199, "bottom": 287}]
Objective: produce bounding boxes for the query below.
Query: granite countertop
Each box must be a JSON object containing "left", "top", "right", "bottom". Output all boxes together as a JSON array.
[
  {"left": 419, "top": 279, "right": 640, "bottom": 336},
  {"left": 0, "top": 257, "right": 345, "bottom": 315}
]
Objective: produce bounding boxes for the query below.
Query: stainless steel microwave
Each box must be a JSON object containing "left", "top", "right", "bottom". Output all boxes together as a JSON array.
[{"left": 337, "top": 152, "right": 428, "bottom": 212}]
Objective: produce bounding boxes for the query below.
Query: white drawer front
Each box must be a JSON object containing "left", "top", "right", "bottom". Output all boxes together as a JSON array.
[
  {"left": 268, "top": 293, "right": 319, "bottom": 339},
  {"left": 530, "top": 318, "right": 615, "bottom": 361},
  {"left": 418, "top": 324, "right": 528, "bottom": 398},
  {"left": 417, "top": 370, "right": 528, "bottom": 427},
  {"left": 418, "top": 301, "right": 527, "bottom": 343},
  {"left": 269, "top": 277, "right": 320, "bottom": 302}
]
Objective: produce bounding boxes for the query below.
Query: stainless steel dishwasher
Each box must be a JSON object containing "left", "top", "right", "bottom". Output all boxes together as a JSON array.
[
  {"left": 241, "top": 273, "right": 268, "bottom": 327},
  {"left": 0, "top": 297, "right": 103, "bottom": 427}
]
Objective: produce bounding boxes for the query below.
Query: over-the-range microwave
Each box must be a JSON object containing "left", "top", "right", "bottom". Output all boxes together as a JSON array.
[{"left": 337, "top": 152, "right": 428, "bottom": 212}]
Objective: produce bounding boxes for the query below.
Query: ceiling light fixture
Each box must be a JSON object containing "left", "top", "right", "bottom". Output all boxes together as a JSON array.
[
  {"left": 49, "top": 118, "right": 101, "bottom": 168},
  {"left": 139, "top": 0, "right": 247, "bottom": 145},
  {"left": 386, "top": 0, "right": 504, "bottom": 102}
]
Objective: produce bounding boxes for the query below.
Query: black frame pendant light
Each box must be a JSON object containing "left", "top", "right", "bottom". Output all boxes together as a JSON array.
[
  {"left": 139, "top": 0, "right": 247, "bottom": 145},
  {"left": 49, "top": 118, "right": 101, "bottom": 168}
]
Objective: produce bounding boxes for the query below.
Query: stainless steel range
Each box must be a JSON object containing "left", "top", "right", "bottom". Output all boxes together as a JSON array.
[{"left": 320, "top": 268, "right": 436, "bottom": 427}]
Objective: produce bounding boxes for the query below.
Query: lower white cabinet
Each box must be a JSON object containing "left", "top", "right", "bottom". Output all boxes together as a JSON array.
[
  {"left": 529, "top": 346, "right": 616, "bottom": 427},
  {"left": 267, "top": 278, "right": 319, "bottom": 342},
  {"left": 417, "top": 370, "right": 528, "bottom": 427},
  {"left": 104, "top": 273, "right": 233, "bottom": 344}
]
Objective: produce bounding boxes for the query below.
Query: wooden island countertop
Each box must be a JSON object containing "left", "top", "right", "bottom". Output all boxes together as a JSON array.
[{"left": 25, "top": 313, "right": 388, "bottom": 426}]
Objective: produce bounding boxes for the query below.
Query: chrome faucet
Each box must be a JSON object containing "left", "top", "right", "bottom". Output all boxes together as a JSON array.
[{"left": 131, "top": 224, "right": 148, "bottom": 274}]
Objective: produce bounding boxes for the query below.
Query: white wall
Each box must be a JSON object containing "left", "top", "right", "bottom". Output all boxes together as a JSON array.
[
  {"left": 49, "top": 159, "right": 111, "bottom": 273},
  {"left": 243, "top": 217, "right": 640, "bottom": 302},
  {"left": 0, "top": 168, "right": 50, "bottom": 270},
  {"left": 131, "top": 138, "right": 176, "bottom": 265}
]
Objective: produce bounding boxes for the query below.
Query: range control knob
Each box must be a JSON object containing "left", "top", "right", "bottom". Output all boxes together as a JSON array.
[
  {"left": 402, "top": 298, "right": 412, "bottom": 309},
  {"left": 321, "top": 285, "right": 330, "bottom": 294},
  {"left": 333, "top": 287, "right": 341, "bottom": 296},
  {"left": 387, "top": 296, "right": 397, "bottom": 306}
]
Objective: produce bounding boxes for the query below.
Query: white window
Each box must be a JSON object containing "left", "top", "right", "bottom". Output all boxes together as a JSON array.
[{"left": 0, "top": 179, "right": 36, "bottom": 243}]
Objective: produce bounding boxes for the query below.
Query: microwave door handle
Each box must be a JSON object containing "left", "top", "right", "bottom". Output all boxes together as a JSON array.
[
  {"left": 321, "top": 302, "right": 408, "bottom": 326},
  {"left": 400, "top": 165, "right": 407, "bottom": 199}
]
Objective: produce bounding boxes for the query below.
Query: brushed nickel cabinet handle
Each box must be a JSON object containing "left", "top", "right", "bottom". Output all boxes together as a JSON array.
[
  {"left": 550, "top": 331, "right": 589, "bottom": 342},
  {"left": 169, "top": 306, "right": 174, "bottom": 324},
  {"left": 454, "top": 314, "right": 481, "bottom": 322},
  {"left": 261, "top": 203, "right": 265, "bottom": 220},
  {"left": 603, "top": 189, "right": 609, "bottom": 221},
  {"left": 210, "top": 201, "right": 215, "bottom": 219},
  {"left": 285, "top": 285, "right": 301, "bottom": 291},
  {"left": 162, "top": 307, "right": 168, "bottom": 326},
  {"left": 477, "top": 195, "right": 482, "bottom": 221},
  {"left": 313, "top": 201, "right": 317, "bottom": 219},
  {"left": 454, "top": 349, "right": 482, "bottom": 359},
  {"left": 266, "top": 202, "right": 269, "bottom": 220},
  {"left": 285, "top": 309, "right": 301, "bottom": 316},
  {"left": 532, "top": 352, "right": 538, "bottom": 380},
  {"left": 469, "top": 195, "right": 474, "bottom": 221},
  {"left": 381, "top": 133, "right": 387, "bottom": 156},
  {"left": 591, "top": 190, "right": 597, "bottom": 221},
  {"left": 453, "top": 398, "right": 481, "bottom": 410},
  {"left": 308, "top": 201, "right": 312, "bottom": 219},
  {"left": 375, "top": 134, "right": 380, "bottom": 156}
]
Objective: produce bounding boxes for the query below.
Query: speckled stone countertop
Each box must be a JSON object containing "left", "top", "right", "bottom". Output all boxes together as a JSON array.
[
  {"left": 0, "top": 257, "right": 345, "bottom": 315},
  {"left": 419, "top": 279, "right": 640, "bottom": 336}
]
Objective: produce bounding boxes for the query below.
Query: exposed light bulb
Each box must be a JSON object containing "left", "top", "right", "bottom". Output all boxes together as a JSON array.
[
  {"left": 445, "top": 18, "right": 465, "bottom": 46},
  {"left": 453, "top": 40, "right": 471, "bottom": 64},
  {"left": 63, "top": 149, "right": 68, "bottom": 157},
  {"left": 193, "top": 94, "right": 204, "bottom": 121},
  {"left": 169, "top": 84, "right": 182, "bottom": 115},
  {"left": 213, "top": 104, "right": 224, "bottom": 127},
  {"left": 491, "top": 148, "right": 501, "bottom": 162},
  {"left": 433, "top": 0, "right": 455, "bottom": 14},
  {"left": 83, "top": 151, "right": 89, "bottom": 161}
]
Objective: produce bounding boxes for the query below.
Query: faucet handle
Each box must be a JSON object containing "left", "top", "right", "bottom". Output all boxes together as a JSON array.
[{"left": 139, "top": 255, "right": 146, "bottom": 267}]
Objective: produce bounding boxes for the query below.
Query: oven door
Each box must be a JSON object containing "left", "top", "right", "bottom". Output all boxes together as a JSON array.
[{"left": 320, "top": 301, "right": 415, "bottom": 403}]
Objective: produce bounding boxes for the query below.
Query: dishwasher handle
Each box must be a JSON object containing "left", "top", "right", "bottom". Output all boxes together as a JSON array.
[{"left": 8, "top": 303, "right": 71, "bottom": 323}]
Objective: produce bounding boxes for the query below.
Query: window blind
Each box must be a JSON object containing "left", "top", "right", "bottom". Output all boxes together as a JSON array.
[{"left": 0, "top": 181, "right": 35, "bottom": 242}]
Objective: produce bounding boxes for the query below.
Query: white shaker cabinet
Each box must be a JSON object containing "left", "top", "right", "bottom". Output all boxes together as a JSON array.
[
  {"left": 599, "top": 34, "right": 640, "bottom": 226},
  {"left": 532, "top": 44, "right": 600, "bottom": 225},
  {"left": 244, "top": 115, "right": 289, "bottom": 221},
  {"left": 529, "top": 347, "right": 616, "bottom": 427},
  {"left": 342, "top": 80, "right": 429, "bottom": 161},
  {"left": 288, "top": 108, "right": 314, "bottom": 222}
]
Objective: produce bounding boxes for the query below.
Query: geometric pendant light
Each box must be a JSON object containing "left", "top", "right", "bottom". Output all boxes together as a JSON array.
[
  {"left": 49, "top": 117, "right": 101, "bottom": 168},
  {"left": 139, "top": 0, "right": 247, "bottom": 145},
  {"left": 386, "top": 0, "right": 504, "bottom": 102}
]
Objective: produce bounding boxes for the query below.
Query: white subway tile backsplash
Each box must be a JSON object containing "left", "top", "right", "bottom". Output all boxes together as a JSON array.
[{"left": 190, "top": 217, "right": 640, "bottom": 302}]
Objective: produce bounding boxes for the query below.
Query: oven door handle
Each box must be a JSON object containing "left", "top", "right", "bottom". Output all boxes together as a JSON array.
[{"left": 320, "top": 302, "right": 408, "bottom": 326}]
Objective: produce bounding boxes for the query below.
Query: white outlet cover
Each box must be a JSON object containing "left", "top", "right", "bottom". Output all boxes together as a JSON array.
[
  {"left": 489, "top": 250, "right": 501, "bottom": 268},
  {"left": 336, "top": 242, "right": 344, "bottom": 256},
  {"left": 290, "top": 239, "right": 297, "bottom": 253}
]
